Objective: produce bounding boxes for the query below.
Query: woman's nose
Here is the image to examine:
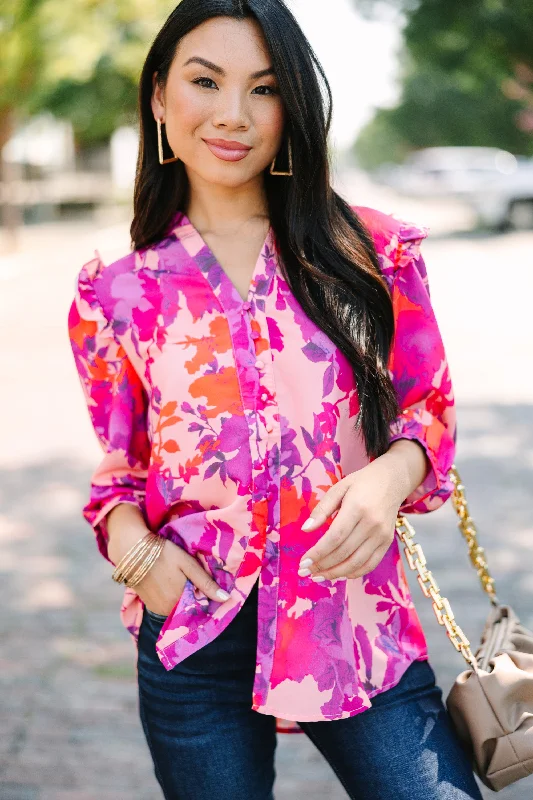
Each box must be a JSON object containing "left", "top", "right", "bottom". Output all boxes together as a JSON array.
[{"left": 212, "top": 89, "right": 250, "bottom": 130}]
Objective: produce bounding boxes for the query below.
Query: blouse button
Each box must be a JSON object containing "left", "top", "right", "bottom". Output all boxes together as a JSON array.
[
  {"left": 253, "top": 458, "right": 262, "bottom": 469},
  {"left": 255, "top": 359, "right": 265, "bottom": 370},
  {"left": 260, "top": 392, "right": 269, "bottom": 402},
  {"left": 251, "top": 331, "right": 260, "bottom": 340},
  {"left": 242, "top": 301, "right": 252, "bottom": 312}
]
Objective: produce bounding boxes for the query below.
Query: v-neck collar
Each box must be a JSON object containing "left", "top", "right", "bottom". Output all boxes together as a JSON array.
[{"left": 167, "top": 210, "right": 277, "bottom": 315}]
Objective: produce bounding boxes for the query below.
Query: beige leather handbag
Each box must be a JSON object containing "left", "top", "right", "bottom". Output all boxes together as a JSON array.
[{"left": 395, "top": 465, "right": 533, "bottom": 792}]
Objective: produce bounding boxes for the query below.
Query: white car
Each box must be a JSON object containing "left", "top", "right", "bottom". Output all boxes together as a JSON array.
[{"left": 377, "top": 147, "right": 533, "bottom": 230}]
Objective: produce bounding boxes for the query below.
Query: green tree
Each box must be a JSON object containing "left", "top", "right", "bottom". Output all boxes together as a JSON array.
[
  {"left": 1, "top": 0, "right": 45, "bottom": 151},
  {"left": 0, "top": 0, "right": 176, "bottom": 240},
  {"left": 1, "top": 0, "right": 177, "bottom": 151},
  {"left": 352, "top": 0, "right": 533, "bottom": 167}
]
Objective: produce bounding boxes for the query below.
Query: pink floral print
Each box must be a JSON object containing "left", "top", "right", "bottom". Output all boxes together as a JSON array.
[{"left": 67, "top": 205, "right": 456, "bottom": 733}]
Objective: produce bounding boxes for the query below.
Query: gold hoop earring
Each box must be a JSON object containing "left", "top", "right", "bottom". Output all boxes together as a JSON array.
[
  {"left": 270, "top": 137, "right": 293, "bottom": 176},
  {"left": 157, "top": 118, "right": 180, "bottom": 165}
]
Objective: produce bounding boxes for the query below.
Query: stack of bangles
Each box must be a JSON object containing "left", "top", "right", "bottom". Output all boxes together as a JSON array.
[{"left": 111, "top": 531, "right": 166, "bottom": 588}]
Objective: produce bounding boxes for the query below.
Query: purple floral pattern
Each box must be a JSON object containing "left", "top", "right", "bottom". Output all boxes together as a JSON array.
[{"left": 68, "top": 206, "right": 456, "bottom": 732}]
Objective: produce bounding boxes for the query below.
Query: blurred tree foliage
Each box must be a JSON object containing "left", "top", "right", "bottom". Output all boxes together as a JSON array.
[
  {"left": 352, "top": 0, "right": 533, "bottom": 168},
  {"left": 0, "top": 0, "right": 177, "bottom": 151}
]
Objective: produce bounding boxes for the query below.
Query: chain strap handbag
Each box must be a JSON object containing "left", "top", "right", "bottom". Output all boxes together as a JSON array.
[{"left": 395, "top": 465, "right": 533, "bottom": 792}]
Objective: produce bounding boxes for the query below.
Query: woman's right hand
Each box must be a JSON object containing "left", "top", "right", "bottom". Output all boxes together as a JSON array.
[
  {"left": 107, "top": 504, "right": 231, "bottom": 616},
  {"left": 132, "top": 538, "right": 231, "bottom": 617}
]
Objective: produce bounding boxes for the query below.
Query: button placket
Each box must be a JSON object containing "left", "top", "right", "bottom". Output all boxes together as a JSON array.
[
  {"left": 243, "top": 289, "right": 278, "bottom": 516},
  {"left": 247, "top": 270, "right": 279, "bottom": 555},
  {"left": 243, "top": 298, "right": 266, "bottom": 474},
  {"left": 254, "top": 350, "right": 275, "bottom": 437}
]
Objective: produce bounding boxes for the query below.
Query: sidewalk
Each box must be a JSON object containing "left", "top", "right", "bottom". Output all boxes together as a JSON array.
[{"left": 1, "top": 188, "right": 532, "bottom": 799}]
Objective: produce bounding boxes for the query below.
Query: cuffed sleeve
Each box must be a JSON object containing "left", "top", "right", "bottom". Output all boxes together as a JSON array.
[
  {"left": 68, "top": 257, "right": 151, "bottom": 562},
  {"left": 386, "top": 225, "right": 456, "bottom": 514}
]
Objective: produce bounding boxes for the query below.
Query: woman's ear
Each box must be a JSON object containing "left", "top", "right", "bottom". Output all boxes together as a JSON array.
[{"left": 151, "top": 71, "right": 165, "bottom": 122}]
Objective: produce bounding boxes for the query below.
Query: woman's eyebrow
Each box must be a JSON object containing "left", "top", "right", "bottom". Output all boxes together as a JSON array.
[
  {"left": 250, "top": 67, "right": 276, "bottom": 79},
  {"left": 183, "top": 56, "right": 275, "bottom": 80},
  {"left": 183, "top": 56, "right": 224, "bottom": 74}
]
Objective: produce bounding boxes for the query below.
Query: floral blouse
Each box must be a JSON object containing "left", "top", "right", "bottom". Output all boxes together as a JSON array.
[{"left": 67, "top": 205, "right": 456, "bottom": 734}]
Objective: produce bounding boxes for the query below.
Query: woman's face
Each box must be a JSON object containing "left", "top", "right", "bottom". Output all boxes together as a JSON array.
[{"left": 151, "top": 16, "right": 286, "bottom": 188}]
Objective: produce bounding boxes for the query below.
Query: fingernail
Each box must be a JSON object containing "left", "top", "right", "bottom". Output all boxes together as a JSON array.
[
  {"left": 300, "top": 558, "right": 313, "bottom": 568},
  {"left": 312, "top": 575, "right": 326, "bottom": 582},
  {"left": 298, "top": 568, "right": 312, "bottom": 577},
  {"left": 216, "top": 589, "right": 231, "bottom": 601},
  {"left": 301, "top": 518, "right": 315, "bottom": 531}
]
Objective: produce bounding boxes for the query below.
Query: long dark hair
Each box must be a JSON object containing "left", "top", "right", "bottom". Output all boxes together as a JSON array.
[{"left": 131, "top": 0, "right": 402, "bottom": 459}]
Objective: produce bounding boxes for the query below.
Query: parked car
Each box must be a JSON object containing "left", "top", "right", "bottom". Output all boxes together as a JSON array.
[{"left": 375, "top": 147, "right": 533, "bottom": 230}]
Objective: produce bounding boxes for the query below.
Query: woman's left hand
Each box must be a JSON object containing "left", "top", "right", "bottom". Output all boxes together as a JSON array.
[{"left": 298, "top": 453, "right": 409, "bottom": 582}]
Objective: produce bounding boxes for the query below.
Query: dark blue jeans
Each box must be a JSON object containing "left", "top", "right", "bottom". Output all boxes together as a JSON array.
[{"left": 137, "top": 581, "right": 483, "bottom": 800}]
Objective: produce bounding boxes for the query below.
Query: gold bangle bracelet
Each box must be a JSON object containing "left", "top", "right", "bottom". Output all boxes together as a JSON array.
[
  {"left": 112, "top": 544, "right": 153, "bottom": 584},
  {"left": 111, "top": 531, "right": 151, "bottom": 573},
  {"left": 113, "top": 539, "right": 154, "bottom": 582},
  {"left": 113, "top": 535, "right": 165, "bottom": 587},
  {"left": 111, "top": 532, "right": 158, "bottom": 584},
  {"left": 125, "top": 540, "right": 161, "bottom": 584},
  {"left": 132, "top": 538, "right": 166, "bottom": 586},
  {"left": 126, "top": 538, "right": 166, "bottom": 587},
  {"left": 125, "top": 536, "right": 164, "bottom": 581}
]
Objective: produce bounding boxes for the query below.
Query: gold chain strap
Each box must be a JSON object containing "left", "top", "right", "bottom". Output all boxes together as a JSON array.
[
  {"left": 448, "top": 466, "right": 499, "bottom": 605},
  {"left": 395, "top": 464, "right": 498, "bottom": 668}
]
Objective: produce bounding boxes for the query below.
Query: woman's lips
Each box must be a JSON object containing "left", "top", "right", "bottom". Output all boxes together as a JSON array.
[{"left": 202, "top": 138, "right": 252, "bottom": 162}]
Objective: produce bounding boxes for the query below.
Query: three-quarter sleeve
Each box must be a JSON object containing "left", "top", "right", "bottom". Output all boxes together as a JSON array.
[
  {"left": 386, "top": 225, "right": 456, "bottom": 514},
  {"left": 68, "top": 258, "right": 151, "bottom": 563}
]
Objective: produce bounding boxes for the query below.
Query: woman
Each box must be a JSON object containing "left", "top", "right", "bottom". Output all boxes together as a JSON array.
[{"left": 67, "top": 1, "right": 483, "bottom": 798}]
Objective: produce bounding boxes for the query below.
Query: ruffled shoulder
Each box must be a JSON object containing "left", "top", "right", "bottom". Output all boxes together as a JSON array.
[
  {"left": 351, "top": 204, "right": 429, "bottom": 278},
  {"left": 68, "top": 252, "right": 120, "bottom": 352},
  {"left": 72, "top": 252, "right": 106, "bottom": 319},
  {"left": 73, "top": 247, "right": 144, "bottom": 327}
]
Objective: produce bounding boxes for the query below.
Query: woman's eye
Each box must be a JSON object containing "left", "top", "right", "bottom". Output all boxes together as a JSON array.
[
  {"left": 252, "top": 85, "right": 278, "bottom": 96},
  {"left": 192, "top": 77, "right": 218, "bottom": 90}
]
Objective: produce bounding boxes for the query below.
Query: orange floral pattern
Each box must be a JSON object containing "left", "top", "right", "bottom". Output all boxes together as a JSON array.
[{"left": 68, "top": 206, "right": 456, "bottom": 732}]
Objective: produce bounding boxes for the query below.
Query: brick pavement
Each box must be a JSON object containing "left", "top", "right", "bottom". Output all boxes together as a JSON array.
[{"left": 1, "top": 193, "right": 532, "bottom": 799}]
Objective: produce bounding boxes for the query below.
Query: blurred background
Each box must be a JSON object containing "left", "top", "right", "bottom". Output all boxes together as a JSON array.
[{"left": 1, "top": 1, "right": 532, "bottom": 798}]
